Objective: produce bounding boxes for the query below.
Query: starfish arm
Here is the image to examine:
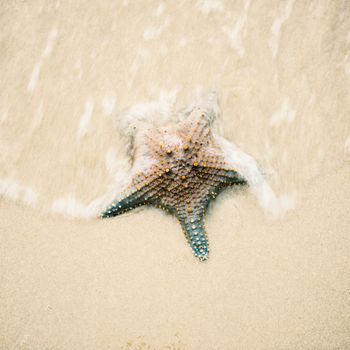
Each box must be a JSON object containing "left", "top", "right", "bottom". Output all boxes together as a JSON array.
[
  {"left": 196, "top": 166, "right": 247, "bottom": 188},
  {"left": 100, "top": 190, "right": 149, "bottom": 218},
  {"left": 100, "top": 169, "right": 167, "bottom": 218},
  {"left": 215, "top": 168, "right": 248, "bottom": 186},
  {"left": 177, "top": 209, "right": 209, "bottom": 261},
  {"left": 178, "top": 109, "right": 212, "bottom": 142}
]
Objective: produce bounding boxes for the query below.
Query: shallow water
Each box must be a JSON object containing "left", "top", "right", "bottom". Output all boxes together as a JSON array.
[
  {"left": 1, "top": 1, "right": 350, "bottom": 349},
  {"left": 0, "top": 0, "right": 349, "bottom": 214}
]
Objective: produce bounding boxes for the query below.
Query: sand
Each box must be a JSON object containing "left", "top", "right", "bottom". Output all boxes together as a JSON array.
[
  {"left": 1, "top": 166, "right": 349, "bottom": 349},
  {"left": 1, "top": 1, "right": 350, "bottom": 349}
]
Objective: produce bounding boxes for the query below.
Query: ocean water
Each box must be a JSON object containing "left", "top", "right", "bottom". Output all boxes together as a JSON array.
[{"left": 0, "top": 1, "right": 348, "bottom": 221}]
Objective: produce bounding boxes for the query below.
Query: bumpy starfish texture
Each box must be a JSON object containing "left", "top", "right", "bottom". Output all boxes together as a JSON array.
[{"left": 100, "top": 105, "right": 247, "bottom": 261}]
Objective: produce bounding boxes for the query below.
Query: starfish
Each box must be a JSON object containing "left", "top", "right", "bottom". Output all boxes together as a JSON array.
[{"left": 100, "top": 100, "right": 248, "bottom": 261}]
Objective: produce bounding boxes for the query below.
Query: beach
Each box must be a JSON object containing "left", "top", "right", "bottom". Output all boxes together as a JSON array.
[{"left": 1, "top": 1, "right": 350, "bottom": 349}]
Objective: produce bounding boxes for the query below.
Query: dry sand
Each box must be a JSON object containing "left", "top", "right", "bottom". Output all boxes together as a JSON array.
[{"left": 1, "top": 1, "right": 350, "bottom": 349}]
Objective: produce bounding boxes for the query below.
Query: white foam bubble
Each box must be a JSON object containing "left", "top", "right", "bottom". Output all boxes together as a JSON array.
[
  {"left": 23, "top": 187, "right": 39, "bottom": 205},
  {"left": 27, "top": 28, "right": 59, "bottom": 93},
  {"left": 31, "top": 101, "right": 44, "bottom": 131},
  {"left": 0, "top": 178, "right": 20, "bottom": 201},
  {"left": 77, "top": 98, "right": 94, "bottom": 137},
  {"left": 51, "top": 195, "right": 97, "bottom": 218},
  {"left": 74, "top": 58, "right": 83, "bottom": 80},
  {"left": 117, "top": 88, "right": 178, "bottom": 138},
  {"left": 243, "top": 0, "right": 252, "bottom": 11},
  {"left": 153, "top": 2, "right": 165, "bottom": 17},
  {"left": 102, "top": 156, "right": 133, "bottom": 206},
  {"left": 196, "top": 0, "right": 224, "bottom": 15},
  {"left": 143, "top": 16, "right": 170, "bottom": 41},
  {"left": 0, "top": 178, "right": 38, "bottom": 205},
  {"left": 223, "top": 15, "right": 247, "bottom": 57},
  {"left": 222, "top": 0, "right": 251, "bottom": 57},
  {"left": 270, "top": 97, "right": 296, "bottom": 126},
  {"left": 178, "top": 37, "right": 189, "bottom": 47},
  {"left": 41, "top": 28, "right": 58, "bottom": 59},
  {"left": 51, "top": 183, "right": 133, "bottom": 219},
  {"left": 345, "top": 136, "right": 350, "bottom": 154},
  {"left": 0, "top": 108, "right": 8, "bottom": 124},
  {"left": 102, "top": 95, "right": 117, "bottom": 116},
  {"left": 27, "top": 62, "right": 42, "bottom": 92},
  {"left": 268, "top": 0, "right": 294, "bottom": 59},
  {"left": 345, "top": 62, "right": 350, "bottom": 76}
]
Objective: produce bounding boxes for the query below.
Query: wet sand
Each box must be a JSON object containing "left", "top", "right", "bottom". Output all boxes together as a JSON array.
[{"left": 1, "top": 165, "right": 350, "bottom": 349}]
